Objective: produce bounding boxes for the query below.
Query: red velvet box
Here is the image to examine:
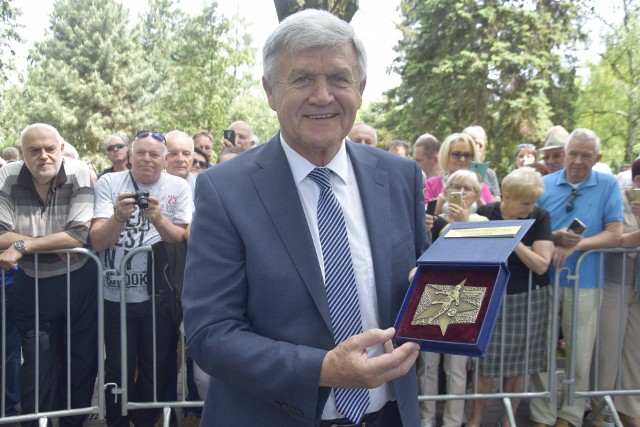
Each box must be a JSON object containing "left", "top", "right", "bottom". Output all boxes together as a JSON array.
[{"left": 394, "top": 220, "right": 534, "bottom": 357}]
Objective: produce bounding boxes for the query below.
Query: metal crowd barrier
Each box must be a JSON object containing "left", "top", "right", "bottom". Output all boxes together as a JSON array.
[
  {"left": 108, "top": 246, "right": 202, "bottom": 427},
  {"left": 0, "top": 248, "right": 104, "bottom": 426},
  {"left": 3, "top": 247, "right": 638, "bottom": 426},
  {"left": 417, "top": 248, "right": 640, "bottom": 427}
]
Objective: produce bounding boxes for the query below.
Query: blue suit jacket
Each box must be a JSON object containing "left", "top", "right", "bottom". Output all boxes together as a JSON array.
[{"left": 183, "top": 135, "right": 427, "bottom": 427}]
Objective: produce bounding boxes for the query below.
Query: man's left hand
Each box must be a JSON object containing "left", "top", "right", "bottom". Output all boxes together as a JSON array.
[{"left": 141, "top": 196, "right": 163, "bottom": 225}]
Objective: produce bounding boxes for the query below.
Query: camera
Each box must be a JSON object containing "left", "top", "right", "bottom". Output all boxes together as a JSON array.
[{"left": 133, "top": 191, "right": 150, "bottom": 209}]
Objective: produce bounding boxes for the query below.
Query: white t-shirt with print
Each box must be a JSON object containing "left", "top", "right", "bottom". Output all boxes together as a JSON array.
[{"left": 93, "top": 171, "right": 193, "bottom": 302}]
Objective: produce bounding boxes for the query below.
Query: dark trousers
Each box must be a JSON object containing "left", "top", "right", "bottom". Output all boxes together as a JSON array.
[
  {"left": 12, "top": 261, "right": 99, "bottom": 427},
  {"left": 1, "top": 283, "right": 21, "bottom": 416},
  {"left": 104, "top": 300, "right": 177, "bottom": 427}
]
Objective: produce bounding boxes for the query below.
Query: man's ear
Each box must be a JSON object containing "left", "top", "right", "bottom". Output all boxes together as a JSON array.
[{"left": 262, "top": 77, "right": 276, "bottom": 111}]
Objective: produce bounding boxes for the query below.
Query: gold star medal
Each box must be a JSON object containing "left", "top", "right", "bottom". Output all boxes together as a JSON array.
[{"left": 411, "top": 278, "right": 487, "bottom": 335}]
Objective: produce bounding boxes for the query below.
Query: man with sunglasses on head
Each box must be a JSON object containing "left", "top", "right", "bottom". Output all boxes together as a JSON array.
[
  {"left": 99, "top": 134, "right": 130, "bottom": 178},
  {"left": 529, "top": 128, "right": 622, "bottom": 427},
  {"left": 90, "top": 130, "right": 193, "bottom": 427}
]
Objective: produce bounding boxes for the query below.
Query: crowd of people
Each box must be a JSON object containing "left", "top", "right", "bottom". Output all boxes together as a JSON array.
[{"left": 0, "top": 7, "right": 638, "bottom": 427}]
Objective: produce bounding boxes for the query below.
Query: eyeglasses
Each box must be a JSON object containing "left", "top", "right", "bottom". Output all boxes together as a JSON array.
[
  {"left": 450, "top": 151, "right": 473, "bottom": 160},
  {"left": 566, "top": 189, "right": 580, "bottom": 213},
  {"left": 192, "top": 160, "right": 208, "bottom": 169},
  {"left": 106, "top": 143, "right": 126, "bottom": 152},
  {"left": 448, "top": 183, "right": 476, "bottom": 192},
  {"left": 134, "top": 130, "right": 166, "bottom": 145}
]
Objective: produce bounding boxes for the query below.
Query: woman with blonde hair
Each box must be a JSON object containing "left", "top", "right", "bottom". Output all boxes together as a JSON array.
[
  {"left": 466, "top": 167, "right": 553, "bottom": 427},
  {"left": 424, "top": 133, "right": 494, "bottom": 214}
]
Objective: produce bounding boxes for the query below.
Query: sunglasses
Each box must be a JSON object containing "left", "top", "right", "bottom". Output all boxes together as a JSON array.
[
  {"left": 566, "top": 189, "right": 580, "bottom": 213},
  {"left": 192, "top": 160, "right": 208, "bottom": 169},
  {"left": 450, "top": 151, "right": 473, "bottom": 160},
  {"left": 134, "top": 130, "right": 166, "bottom": 145},
  {"left": 106, "top": 143, "right": 126, "bottom": 152},
  {"left": 517, "top": 143, "right": 537, "bottom": 151}
]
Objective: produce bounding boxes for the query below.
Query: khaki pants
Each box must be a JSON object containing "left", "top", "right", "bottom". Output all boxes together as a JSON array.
[
  {"left": 418, "top": 352, "right": 469, "bottom": 427},
  {"left": 592, "top": 280, "right": 640, "bottom": 417},
  {"left": 530, "top": 287, "right": 599, "bottom": 426}
]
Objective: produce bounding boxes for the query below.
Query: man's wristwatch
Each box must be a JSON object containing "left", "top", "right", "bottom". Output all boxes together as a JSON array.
[{"left": 13, "top": 240, "right": 26, "bottom": 254}]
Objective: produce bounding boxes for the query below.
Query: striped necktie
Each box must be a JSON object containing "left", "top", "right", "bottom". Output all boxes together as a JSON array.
[{"left": 308, "top": 167, "right": 370, "bottom": 423}]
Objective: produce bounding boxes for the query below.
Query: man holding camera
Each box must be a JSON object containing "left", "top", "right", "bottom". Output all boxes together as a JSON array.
[{"left": 90, "top": 130, "right": 192, "bottom": 427}]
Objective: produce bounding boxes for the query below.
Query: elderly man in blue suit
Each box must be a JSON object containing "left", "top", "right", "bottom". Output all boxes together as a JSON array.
[{"left": 183, "top": 9, "right": 427, "bottom": 427}]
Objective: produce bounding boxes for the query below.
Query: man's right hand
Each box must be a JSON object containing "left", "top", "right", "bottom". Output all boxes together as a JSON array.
[
  {"left": 319, "top": 328, "right": 420, "bottom": 389},
  {"left": 553, "top": 228, "right": 583, "bottom": 248}
]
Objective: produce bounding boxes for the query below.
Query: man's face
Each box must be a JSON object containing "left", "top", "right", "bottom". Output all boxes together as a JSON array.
[
  {"left": 263, "top": 44, "right": 365, "bottom": 164},
  {"left": 413, "top": 146, "right": 437, "bottom": 177},
  {"left": 21, "top": 126, "right": 63, "bottom": 185},
  {"left": 194, "top": 135, "right": 213, "bottom": 160},
  {"left": 166, "top": 135, "right": 194, "bottom": 180},
  {"left": 130, "top": 136, "right": 167, "bottom": 184},
  {"left": 467, "top": 130, "right": 487, "bottom": 159},
  {"left": 106, "top": 138, "right": 128, "bottom": 164},
  {"left": 389, "top": 145, "right": 408, "bottom": 158},
  {"left": 348, "top": 125, "right": 376, "bottom": 146},
  {"left": 542, "top": 147, "right": 565, "bottom": 174},
  {"left": 564, "top": 138, "right": 600, "bottom": 184},
  {"left": 231, "top": 123, "right": 254, "bottom": 152}
]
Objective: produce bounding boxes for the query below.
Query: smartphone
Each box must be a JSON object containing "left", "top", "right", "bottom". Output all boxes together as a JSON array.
[
  {"left": 568, "top": 218, "right": 586, "bottom": 235},
  {"left": 425, "top": 198, "right": 437, "bottom": 216},
  {"left": 223, "top": 129, "right": 236, "bottom": 146},
  {"left": 448, "top": 192, "right": 462, "bottom": 207},
  {"left": 633, "top": 188, "right": 640, "bottom": 202}
]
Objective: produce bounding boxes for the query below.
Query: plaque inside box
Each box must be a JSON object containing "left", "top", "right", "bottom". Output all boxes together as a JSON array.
[{"left": 394, "top": 219, "right": 534, "bottom": 357}]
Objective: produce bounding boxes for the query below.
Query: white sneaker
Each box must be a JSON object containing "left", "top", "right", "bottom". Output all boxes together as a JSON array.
[{"left": 421, "top": 417, "right": 436, "bottom": 427}]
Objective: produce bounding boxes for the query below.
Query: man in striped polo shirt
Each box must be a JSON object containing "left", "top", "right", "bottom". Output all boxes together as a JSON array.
[{"left": 0, "top": 123, "right": 98, "bottom": 427}]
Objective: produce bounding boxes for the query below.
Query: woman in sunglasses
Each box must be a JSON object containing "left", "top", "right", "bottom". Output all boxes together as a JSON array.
[
  {"left": 424, "top": 132, "right": 494, "bottom": 215},
  {"left": 191, "top": 146, "right": 210, "bottom": 174}
]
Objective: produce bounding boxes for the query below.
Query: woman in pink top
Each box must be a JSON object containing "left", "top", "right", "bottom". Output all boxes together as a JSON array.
[{"left": 424, "top": 132, "right": 494, "bottom": 214}]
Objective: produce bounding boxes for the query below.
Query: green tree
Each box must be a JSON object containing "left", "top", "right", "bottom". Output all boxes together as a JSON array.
[
  {"left": 576, "top": 0, "right": 640, "bottom": 166},
  {"left": 2, "top": 0, "right": 153, "bottom": 156},
  {"left": 384, "top": 0, "right": 588, "bottom": 176},
  {"left": 0, "top": 0, "right": 22, "bottom": 88},
  {"left": 143, "top": 3, "right": 255, "bottom": 141}
]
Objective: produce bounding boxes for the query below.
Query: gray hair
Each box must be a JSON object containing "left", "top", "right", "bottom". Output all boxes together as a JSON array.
[
  {"left": 19, "top": 123, "right": 63, "bottom": 147},
  {"left": 165, "top": 130, "right": 195, "bottom": 149},
  {"left": 567, "top": 128, "right": 601, "bottom": 154},
  {"left": 262, "top": 9, "right": 367, "bottom": 86}
]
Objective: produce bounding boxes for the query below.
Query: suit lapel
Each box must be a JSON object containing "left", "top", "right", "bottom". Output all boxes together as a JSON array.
[
  {"left": 347, "top": 144, "right": 393, "bottom": 327},
  {"left": 251, "top": 137, "right": 333, "bottom": 331}
]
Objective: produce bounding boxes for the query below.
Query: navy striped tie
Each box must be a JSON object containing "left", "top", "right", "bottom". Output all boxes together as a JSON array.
[{"left": 308, "top": 167, "right": 369, "bottom": 423}]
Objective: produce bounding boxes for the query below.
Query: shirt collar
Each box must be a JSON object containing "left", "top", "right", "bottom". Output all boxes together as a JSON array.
[
  {"left": 555, "top": 168, "right": 597, "bottom": 189},
  {"left": 280, "top": 136, "right": 350, "bottom": 186}
]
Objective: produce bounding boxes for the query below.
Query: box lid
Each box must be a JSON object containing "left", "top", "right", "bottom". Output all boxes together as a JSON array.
[{"left": 418, "top": 219, "right": 535, "bottom": 265}]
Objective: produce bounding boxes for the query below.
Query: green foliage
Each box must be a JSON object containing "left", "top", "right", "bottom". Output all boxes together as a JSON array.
[
  {"left": 0, "top": 0, "right": 22, "bottom": 86},
  {"left": 576, "top": 1, "right": 640, "bottom": 167},
  {"left": 384, "top": 0, "right": 588, "bottom": 177},
  {"left": 2, "top": 0, "right": 154, "bottom": 155}
]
